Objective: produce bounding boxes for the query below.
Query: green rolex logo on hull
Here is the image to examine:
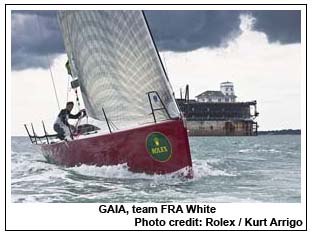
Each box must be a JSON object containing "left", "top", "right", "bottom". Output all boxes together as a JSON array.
[{"left": 146, "top": 132, "right": 172, "bottom": 162}]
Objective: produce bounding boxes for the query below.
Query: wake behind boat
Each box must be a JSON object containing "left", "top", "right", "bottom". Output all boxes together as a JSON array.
[{"left": 24, "top": 10, "right": 193, "bottom": 177}]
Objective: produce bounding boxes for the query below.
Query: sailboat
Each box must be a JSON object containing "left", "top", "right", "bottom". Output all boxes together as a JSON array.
[{"left": 25, "top": 10, "right": 193, "bottom": 177}]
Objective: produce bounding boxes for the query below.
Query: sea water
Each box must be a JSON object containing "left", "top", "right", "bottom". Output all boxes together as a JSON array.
[{"left": 10, "top": 135, "right": 301, "bottom": 203}]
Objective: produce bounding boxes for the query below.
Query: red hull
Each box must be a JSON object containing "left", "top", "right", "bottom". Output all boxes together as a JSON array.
[{"left": 40, "top": 119, "right": 193, "bottom": 177}]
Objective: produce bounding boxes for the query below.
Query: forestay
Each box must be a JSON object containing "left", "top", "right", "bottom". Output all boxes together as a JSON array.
[{"left": 57, "top": 11, "right": 180, "bottom": 129}]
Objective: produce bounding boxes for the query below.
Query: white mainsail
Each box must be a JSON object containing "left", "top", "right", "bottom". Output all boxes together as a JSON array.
[{"left": 57, "top": 10, "right": 180, "bottom": 129}]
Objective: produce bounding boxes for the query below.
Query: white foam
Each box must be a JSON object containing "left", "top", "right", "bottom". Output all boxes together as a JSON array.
[
  {"left": 192, "top": 159, "right": 236, "bottom": 180},
  {"left": 238, "top": 149, "right": 252, "bottom": 153},
  {"left": 68, "top": 163, "right": 191, "bottom": 182},
  {"left": 65, "top": 158, "right": 235, "bottom": 184}
]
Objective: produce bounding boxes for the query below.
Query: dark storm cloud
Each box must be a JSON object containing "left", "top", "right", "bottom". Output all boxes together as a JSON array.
[
  {"left": 11, "top": 10, "right": 301, "bottom": 71},
  {"left": 11, "top": 10, "right": 64, "bottom": 70},
  {"left": 144, "top": 10, "right": 301, "bottom": 51},
  {"left": 144, "top": 10, "right": 242, "bottom": 52},
  {"left": 250, "top": 10, "right": 301, "bottom": 44}
]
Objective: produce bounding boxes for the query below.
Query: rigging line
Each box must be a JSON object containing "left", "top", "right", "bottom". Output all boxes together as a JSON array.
[
  {"left": 35, "top": 14, "right": 61, "bottom": 110},
  {"left": 48, "top": 64, "right": 61, "bottom": 110},
  {"left": 142, "top": 11, "right": 179, "bottom": 112}
]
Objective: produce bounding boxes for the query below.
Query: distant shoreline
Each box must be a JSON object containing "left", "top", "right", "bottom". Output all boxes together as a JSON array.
[
  {"left": 13, "top": 129, "right": 301, "bottom": 138},
  {"left": 258, "top": 129, "right": 301, "bottom": 135}
]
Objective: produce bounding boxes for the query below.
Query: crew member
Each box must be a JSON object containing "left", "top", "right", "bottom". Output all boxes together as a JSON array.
[{"left": 53, "top": 101, "right": 86, "bottom": 140}]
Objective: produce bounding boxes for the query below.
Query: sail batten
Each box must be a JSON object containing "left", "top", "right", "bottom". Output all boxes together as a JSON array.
[{"left": 58, "top": 10, "right": 180, "bottom": 128}]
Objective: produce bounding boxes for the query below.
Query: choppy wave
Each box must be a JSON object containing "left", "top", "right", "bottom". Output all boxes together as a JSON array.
[{"left": 11, "top": 135, "right": 301, "bottom": 203}]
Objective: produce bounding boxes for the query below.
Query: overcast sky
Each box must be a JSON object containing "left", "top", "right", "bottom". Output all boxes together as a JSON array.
[{"left": 10, "top": 10, "right": 302, "bottom": 135}]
